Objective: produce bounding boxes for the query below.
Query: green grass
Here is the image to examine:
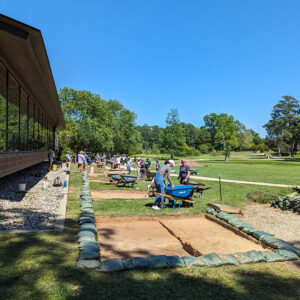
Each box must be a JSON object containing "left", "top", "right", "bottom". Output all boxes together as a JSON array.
[
  {"left": 172, "top": 159, "right": 300, "bottom": 185},
  {"left": 85, "top": 179, "right": 291, "bottom": 218},
  {"left": 0, "top": 165, "right": 300, "bottom": 299}
]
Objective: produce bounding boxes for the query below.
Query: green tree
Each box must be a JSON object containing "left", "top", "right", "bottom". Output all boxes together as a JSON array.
[
  {"left": 58, "top": 87, "right": 140, "bottom": 154},
  {"left": 160, "top": 109, "right": 186, "bottom": 157},
  {"left": 264, "top": 96, "right": 300, "bottom": 159},
  {"left": 211, "top": 113, "right": 238, "bottom": 160}
]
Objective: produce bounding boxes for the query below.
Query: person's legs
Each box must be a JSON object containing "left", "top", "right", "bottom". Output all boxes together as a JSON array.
[{"left": 154, "top": 179, "right": 165, "bottom": 206}]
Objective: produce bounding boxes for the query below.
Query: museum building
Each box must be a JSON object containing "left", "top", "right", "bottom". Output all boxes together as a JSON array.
[{"left": 0, "top": 14, "right": 65, "bottom": 178}]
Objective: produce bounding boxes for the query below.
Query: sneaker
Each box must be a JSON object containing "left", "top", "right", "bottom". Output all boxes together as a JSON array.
[{"left": 152, "top": 205, "right": 160, "bottom": 210}]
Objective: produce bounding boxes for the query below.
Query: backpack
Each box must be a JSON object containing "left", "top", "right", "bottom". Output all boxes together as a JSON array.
[{"left": 53, "top": 176, "right": 62, "bottom": 187}]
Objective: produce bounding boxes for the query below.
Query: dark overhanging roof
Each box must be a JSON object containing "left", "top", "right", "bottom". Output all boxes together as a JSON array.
[{"left": 0, "top": 14, "right": 65, "bottom": 129}]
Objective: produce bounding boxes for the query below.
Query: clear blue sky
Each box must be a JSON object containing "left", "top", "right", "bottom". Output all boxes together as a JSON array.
[{"left": 2, "top": 0, "right": 300, "bottom": 136}]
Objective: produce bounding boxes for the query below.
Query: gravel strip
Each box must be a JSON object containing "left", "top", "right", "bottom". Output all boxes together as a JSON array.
[
  {"left": 0, "top": 162, "right": 68, "bottom": 231},
  {"left": 241, "top": 202, "right": 300, "bottom": 247}
]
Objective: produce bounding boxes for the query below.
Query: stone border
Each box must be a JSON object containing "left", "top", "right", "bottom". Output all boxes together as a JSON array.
[{"left": 76, "top": 172, "right": 300, "bottom": 271}]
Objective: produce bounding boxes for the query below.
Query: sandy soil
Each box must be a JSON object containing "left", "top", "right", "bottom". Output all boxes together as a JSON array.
[
  {"left": 241, "top": 202, "right": 300, "bottom": 247},
  {"left": 97, "top": 220, "right": 189, "bottom": 260},
  {"left": 161, "top": 217, "right": 264, "bottom": 256},
  {"left": 91, "top": 189, "right": 147, "bottom": 199},
  {"left": 96, "top": 215, "right": 264, "bottom": 260}
]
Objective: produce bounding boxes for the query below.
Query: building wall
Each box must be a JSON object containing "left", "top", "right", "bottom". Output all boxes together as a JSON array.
[{"left": 0, "top": 151, "right": 48, "bottom": 178}]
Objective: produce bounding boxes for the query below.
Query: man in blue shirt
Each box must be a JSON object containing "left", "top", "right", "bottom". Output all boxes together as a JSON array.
[{"left": 178, "top": 159, "right": 191, "bottom": 185}]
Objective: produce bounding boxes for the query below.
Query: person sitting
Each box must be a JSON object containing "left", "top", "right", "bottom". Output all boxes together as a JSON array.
[
  {"left": 152, "top": 160, "right": 175, "bottom": 210},
  {"left": 178, "top": 159, "right": 191, "bottom": 185}
]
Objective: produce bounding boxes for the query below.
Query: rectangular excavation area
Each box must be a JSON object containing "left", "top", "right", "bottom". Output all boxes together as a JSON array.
[
  {"left": 160, "top": 217, "right": 265, "bottom": 256},
  {"left": 96, "top": 216, "right": 265, "bottom": 260},
  {"left": 96, "top": 218, "right": 190, "bottom": 260},
  {"left": 91, "top": 189, "right": 148, "bottom": 199}
]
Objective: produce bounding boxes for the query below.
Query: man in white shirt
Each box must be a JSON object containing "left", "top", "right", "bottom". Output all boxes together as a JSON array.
[{"left": 77, "top": 151, "right": 84, "bottom": 173}]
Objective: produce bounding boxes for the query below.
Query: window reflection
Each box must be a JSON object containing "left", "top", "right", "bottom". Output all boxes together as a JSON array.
[{"left": 0, "top": 60, "right": 53, "bottom": 152}]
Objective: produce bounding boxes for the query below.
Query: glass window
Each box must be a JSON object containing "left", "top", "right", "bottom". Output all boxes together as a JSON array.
[
  {"left": 0, "top": 95, "right": 6, "bottom": 152},
  {"left": 0, "top": 62, "right": 6, "bottom": 151},
  {"left": 7, "top": 74, "right": 19, "bottom": 151},
  {"left": 20, "top": 88, "right": 28, "bottom": 151},
  {"left": 28, "top": 99, "right": 34, "bottom": 151}
]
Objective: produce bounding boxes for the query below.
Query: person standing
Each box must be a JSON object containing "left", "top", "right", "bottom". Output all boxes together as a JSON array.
[
  {"left": 48, "top": 149, "right": 55, "bottom": 171},
  {"left": 178, "top": 159, "right": 191, "bottom": 185},
  {"left": 155, "top": 159, "right": 160, "bottom": 171},
  {"left": 146, "top": 158, "right": 151, "bottom": 171},
  {"left": 126, "top": 156, "right": 132, "bottom": 174},
  {"left": 77, "top": 151, "right": 84, "bottom": 173},
  {"left": 136, "top": 157, "right": 141, "bottom": 179},
  {"left": 152, "top": 160, "right": 175, "bottom": 210},
  {"left": 65, "top": 151, "right": 71, "bottom": 168},
  {"left": 140, "top": 159, "right": 146, "bottom": 180}
]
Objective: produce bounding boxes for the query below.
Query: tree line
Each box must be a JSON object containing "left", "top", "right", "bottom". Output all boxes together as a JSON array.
[{"left": 58, "top": 87, "right": 299, "bottom": 159}]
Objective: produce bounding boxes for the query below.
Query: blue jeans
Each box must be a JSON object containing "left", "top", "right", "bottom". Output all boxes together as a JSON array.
[
  {"left": 154, "top": 178, "right": 165, "bottom": 206},
  {"left": 127, "top": 166, "right": 131, "bottom": 174}
]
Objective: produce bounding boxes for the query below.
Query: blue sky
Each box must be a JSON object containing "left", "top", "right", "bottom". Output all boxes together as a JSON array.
[{"left": 2, "top": 0, "right": 300, "bottom": 136}]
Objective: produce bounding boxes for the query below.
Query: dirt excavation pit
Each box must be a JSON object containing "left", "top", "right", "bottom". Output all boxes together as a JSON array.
[
  {"left": 96, "top": 216, "right": 265, "bottom": 260},
  {"left": 91, "top": 189, "right": 148, "bottom": 199},
  {"left": 88, "top": 177, "right": 111, "bottom": 183}
]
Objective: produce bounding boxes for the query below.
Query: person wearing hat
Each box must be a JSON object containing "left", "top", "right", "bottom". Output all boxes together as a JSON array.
[
  {"left": 178, "top": 159, "right": 191, "bottom": 185},
  {"left": 152, "top": 159, "right": 175, "bottom": 210}
]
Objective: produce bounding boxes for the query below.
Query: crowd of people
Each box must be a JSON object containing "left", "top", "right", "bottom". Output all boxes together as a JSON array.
[{"left": 49, "top": 148, "right": 192, "bottom": 211}]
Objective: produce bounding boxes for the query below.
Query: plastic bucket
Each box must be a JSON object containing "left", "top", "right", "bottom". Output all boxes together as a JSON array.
[
  {"left": 53, "top": 165, "right": 57, "bottom": 171},
  {"left": 18, "top": 183, "right": 26, "bottom": 192}
]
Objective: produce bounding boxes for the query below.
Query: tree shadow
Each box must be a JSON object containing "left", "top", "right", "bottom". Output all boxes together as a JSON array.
[
  {"left": 0, "top": 221, "right": 300, "bottom": 300},
  {"left": 0, "top": 207, "right": 57, "bottom": 230}
]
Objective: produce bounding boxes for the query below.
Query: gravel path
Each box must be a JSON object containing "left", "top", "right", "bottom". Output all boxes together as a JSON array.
[
  {"left": 240, "top": 202, "right": 300, "bottom": 247},
  {"left": 0, "top": 162, "right": 67, "bottom": 231}
]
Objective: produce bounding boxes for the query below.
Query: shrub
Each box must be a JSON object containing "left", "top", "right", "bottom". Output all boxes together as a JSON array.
[{"left": 246, "top": 190, "right": 278, "bottom": 203}]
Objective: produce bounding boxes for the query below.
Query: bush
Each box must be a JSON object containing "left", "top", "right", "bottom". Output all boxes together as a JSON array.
[
  {"left": 198, "top": 144, "right": 210, "bottom": 154},
  {"left": 246, "top": 190, "right": 278, "bottom": 203}
]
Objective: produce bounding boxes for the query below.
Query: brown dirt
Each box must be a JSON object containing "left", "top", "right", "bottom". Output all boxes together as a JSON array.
[
  {"left": 91, "top": 189, "right": 147, "bottom": 199},
  {"left": 160, "top": 217, "right": 265, "bottom": 256},
  {"left": 97, "top": 220, "right": 189, "bottom": 260},
  {"left": 186, "top": 160, "right": 199, "bottom": 167},
  {"left": 88, "top": 177, "right": 110, "bottom": 183},
  {"left": 96, "top": 215, "right": 265, "bottom": 260}
]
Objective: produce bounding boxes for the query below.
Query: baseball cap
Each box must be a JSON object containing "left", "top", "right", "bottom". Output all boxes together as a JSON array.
[{"left": 169, "top": 159, "right": 175, "bottom": 166}]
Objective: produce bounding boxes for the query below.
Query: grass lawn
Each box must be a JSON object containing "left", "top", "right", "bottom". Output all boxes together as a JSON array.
[
  {"left": 171, "top": 159, "right": 300, "bottom": 185},
  {"left": 82, "top": 180, "right": 291, "bottom": 219},
  {"left": 0, "top": 167, "right": 300, "bottom": 299}
]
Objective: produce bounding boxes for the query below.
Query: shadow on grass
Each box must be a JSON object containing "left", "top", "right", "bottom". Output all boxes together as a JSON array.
[{"left": 0, "top": 219, "right": 300, "bottom": 299}]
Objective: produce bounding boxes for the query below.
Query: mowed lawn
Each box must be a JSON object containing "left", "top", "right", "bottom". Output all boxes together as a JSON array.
[
  {"left": 79, "top": 180, "right": 291, "bottom": 218},
  {"left": 0, "top": 167, "right": 300, "bottom": 299},
  {"left": 172, "top": 159, "right": 300, "bottom": 185}
]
